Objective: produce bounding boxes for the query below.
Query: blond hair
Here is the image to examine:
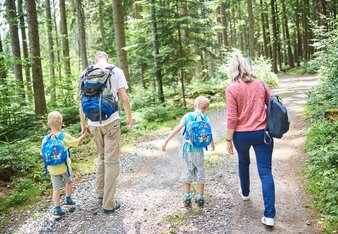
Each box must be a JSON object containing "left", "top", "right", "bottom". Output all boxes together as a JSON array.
[
  {"left": 194, "top": 96, "right": 210, "bottom": 111},
  {"left": 47, "top": 111, "right": 63, "bottom": 128},
  {"left": 228, "top": 54, "right": 254, "bottom": 83},
  {"left": 95, "top": 51, "right": 109, "bottom": 63}
]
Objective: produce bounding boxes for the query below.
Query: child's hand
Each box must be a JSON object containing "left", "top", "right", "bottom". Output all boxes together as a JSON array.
[
  {"left": 210, "top": 144, "right": 215, "bottom": 151},
  {"left": 161, "top": 141, "right": 168, "bottom": 152},
  {"left": 82, "top": 127, "right": 88, "bottom": 135}
]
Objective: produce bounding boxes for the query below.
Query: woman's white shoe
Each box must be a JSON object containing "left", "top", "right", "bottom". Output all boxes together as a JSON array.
[{"left": 261, "top": 216, "right": 274, "bottom": 227}]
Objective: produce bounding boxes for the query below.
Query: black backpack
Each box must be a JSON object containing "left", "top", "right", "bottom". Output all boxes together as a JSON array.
[
  {"left": 79, "top": 65, "right": 118, "bottom": 123},
  {"left": 261, "top": 81, "right": 290, "bottom": 144}
]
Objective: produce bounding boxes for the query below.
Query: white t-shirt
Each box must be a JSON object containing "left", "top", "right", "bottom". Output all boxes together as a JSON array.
[{"left": 84, "top": 62, "right": 128, "bottom": 127}]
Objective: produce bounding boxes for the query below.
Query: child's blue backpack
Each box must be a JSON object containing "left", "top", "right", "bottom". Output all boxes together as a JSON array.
[
  {"left": 41, "top": 132, "right": 70, "bottom": 175},
  {"left": 183, "top": 113, "right": 213, "bottom": 149}
]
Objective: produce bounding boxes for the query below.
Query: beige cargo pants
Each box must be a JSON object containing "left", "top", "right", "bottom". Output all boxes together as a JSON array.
[{"left": 89, "top": 119, "right": 120, "bottom": 210}]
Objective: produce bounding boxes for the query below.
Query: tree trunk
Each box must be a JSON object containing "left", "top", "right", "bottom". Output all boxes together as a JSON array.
[
  {"left": 302, "top": 0, "right": 309, "bottom": 61},
  {"left": 260, "top": 0, "right": 269, "bottom": 58},
  {"left": 45, "top": 0, "right": 56, "bottom": 104},
  {"left": 179, "top": 1, "right": 188, "bottom": 42},
  {"left": 75, "top": 0, "right": 88, "bottom": 70},
  {"left": 5, "top": 0, "right": 25, "bottom": 100},
  {"left": 178, "top": 0, "right": 186, "bottom": 107},
  {"left": 26, "top": 0, "right": 47, "bottom": 117},
  {"left": 151, "top": 0, "right": 164, "bottom": 103},
  {"left": 282, "top": 0, "right": 294, "bottom": 68},
  {"left": 18, "top": 0, "right": 32, "bottom": 101},
  {"left": 276, "top": 3, "right": 283, "bottom": 71},
  {"left": 270, "top": 0, "right": 278, "bottom": 73},
  {"left": 0, "top": 35, "right": 7, "bottom": 84},
  {"left": 247, "top": 0, "right": 255, "bottom": 57},
  {"left": 264, "top": 0, "right": 273, "bottom": 59},
  {"left": 59, "top": 0, "right": 73, "bottom": 101},
  {"left": 295, "top": 0, "right": 302, "bottom": 65},
  {"left": 231, "top": 6, "right": 237, "bottom": 47},
  {"left": 220, "top": 3, "right": 228, "bottom": 48},
  {"left": 112, "top": 0, "right": 131, "bottom": 91},
  {"left": 98, "top": 0, "right": 106, "bottom": 51},
  {"left": 52, "top": 0, "right": 62, "bottom": 82}
]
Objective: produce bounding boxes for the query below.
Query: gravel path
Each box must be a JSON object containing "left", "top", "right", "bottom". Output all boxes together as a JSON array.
[{"left": 14, "top": 75, "right": 320, "bottom": 234}]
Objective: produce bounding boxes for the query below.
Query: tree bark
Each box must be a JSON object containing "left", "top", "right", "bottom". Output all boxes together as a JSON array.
[
  {"left": 270, "top": 0, "right": 278, "bottom": 73},
  {"left": 302, "top": 0, "right": 309, "bottom": 61},
  {"left": 26, "top": 0, "right": 47, "bottom": 117},
  {"left": 112, "top": 0, "right": 131, "bottom": 91},
  {"left": 5, "top": 0, "right": 25, "bottom": 100},
  {"left": 18, "top": 0, "right": 32, "bottom": 101},
  {"left": 0, "top": 35, "right": 7, "bottom": 84},
  {"left": 45, "top": 0, "right": 56, "bottom": 104},
  {"left": 295, "top": 0, "right": 302, "bottom": 65},
  {"left": 247, "top": 0, "right": 255, "bottom": 57},
  {"left": 151, "top": 0, "right": 164, "bottom": 102},
  {"left": 75, "top": 0, "right": 88, "bottom": 70},
  {"left": 260, "top": 0, "right": 269, "bottom": 58},
  {"left": 282, "top": 0, "right": 294, "bottom": 68},
  {"left": 276, "top": 3, "right": 283, "bottom": 71},
  {"left": 98, "top": 0, "right": 106, "bottom": 51},
  {"left": 59, "top": 0, "right": 73, "bottom": 101},
  {"left": 52, "top": 0, "right": 62, "bottom": 82},
  {"left": 220, "top": 3, "right": 228, "bottom": 48}
]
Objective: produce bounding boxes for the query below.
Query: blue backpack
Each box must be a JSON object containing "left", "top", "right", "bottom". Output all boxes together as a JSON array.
[
  {"left": 79, "top": 66, "right": 118, "bottom": 123},
  {"left": 261, "top": 81, "right": 290, "bottom": 144},
  {"left": 183, "top": 113, "right": 213, "bottom": 149},
  {"left": 41, "top": 132, "right": 70, "bottom": 175}
]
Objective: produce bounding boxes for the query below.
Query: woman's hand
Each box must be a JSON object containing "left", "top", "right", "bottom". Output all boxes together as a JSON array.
[{"left": 226, "top": 140, "right": 234, "bottom": 155}]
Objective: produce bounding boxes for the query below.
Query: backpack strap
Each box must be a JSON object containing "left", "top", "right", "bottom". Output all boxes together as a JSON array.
[{"left": 260, "top": 81, "right": 273, "bottom": 144}]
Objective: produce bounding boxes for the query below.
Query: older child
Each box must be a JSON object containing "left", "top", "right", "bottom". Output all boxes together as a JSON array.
[
  {"left": 42, "top": 111, "right": 87, "bottom": 220},
  {"left": 162, "top": 96, "right": 215, "bottom": 207}
]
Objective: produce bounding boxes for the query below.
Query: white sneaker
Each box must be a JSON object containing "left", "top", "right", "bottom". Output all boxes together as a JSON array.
[
  {"left": 238, "top": 187, "right": 250, "bottom": 201},
  {"left": 261, "top": 216, "right": 274, "bottom": 227}
]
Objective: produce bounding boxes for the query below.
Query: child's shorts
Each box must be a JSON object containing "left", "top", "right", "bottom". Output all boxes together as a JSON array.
[
  {"left": 180, "top": 151, "right": 206, "bottom": 184},
  {"left": 50, "top": 171, "right": 73, "bottom": 190}
]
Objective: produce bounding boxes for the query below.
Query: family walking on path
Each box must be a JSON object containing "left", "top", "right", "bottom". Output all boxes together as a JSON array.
[{"left": 33, "top": 52, "right": 319, "bottom": 234}]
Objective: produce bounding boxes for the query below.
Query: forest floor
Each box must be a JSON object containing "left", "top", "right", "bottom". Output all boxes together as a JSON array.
[{"left": 10, "top": 74, "right": 321, "bottom": 234}]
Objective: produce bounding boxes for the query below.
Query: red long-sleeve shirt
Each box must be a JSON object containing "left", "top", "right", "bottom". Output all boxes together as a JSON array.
[{"left": 226, "top": 79, "right": 271, "bottom": 132}]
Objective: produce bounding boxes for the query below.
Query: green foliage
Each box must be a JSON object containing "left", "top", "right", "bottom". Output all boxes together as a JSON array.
[
  {"left": 252, "top": 56, "right": 279, "bottom": 86},
  {"left": 0, "top": 140, "right": 40, "bottom": 182},
  {"left": 142, "top": 104, "right": 189, "bottom": 123},
  {"left": 304, "top": 19, "right": 338, "bottom": 233},
  {"left": 0, "top": 178, "right": 49, "bottom": 214}
]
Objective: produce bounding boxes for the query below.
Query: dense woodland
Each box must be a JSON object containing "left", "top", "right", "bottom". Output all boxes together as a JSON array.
[
  {"left": 0, "top": 0, "right": 337, "bottom": 232},
  {"left": 0, "top": 0, "right": 336, "bottom": 120}
]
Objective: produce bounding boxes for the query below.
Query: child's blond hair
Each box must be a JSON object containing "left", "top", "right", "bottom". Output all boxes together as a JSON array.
[
  {"left": 194, "top": 96, "right": 210, "bottom": 112},
  {"left": 47, "top": 111, "right": 63, "bottom": 128}
]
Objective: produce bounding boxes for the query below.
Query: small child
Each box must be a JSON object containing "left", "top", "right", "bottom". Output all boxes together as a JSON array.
[
  {"left": 162, "top": 96, "right": 215, "bottom": 207},
  {"left": 42, "top": 111, "right": 87, "bottom": 220}
]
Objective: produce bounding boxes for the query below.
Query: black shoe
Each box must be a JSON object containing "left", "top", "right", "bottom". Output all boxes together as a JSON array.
[
  {"left": 64, "top": 199, "right": 76, "bottom": 208},
  {"left": 103, "top": 200, "right": 121, "bottom": 215},
  {"left": 195, "top": 195, "right": 204, "bottom": 207},
  {"left": 53, "top": 210, "right": 65, "bottom": 220}
]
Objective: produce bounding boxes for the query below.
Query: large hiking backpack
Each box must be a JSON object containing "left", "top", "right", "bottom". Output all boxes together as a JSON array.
[
  {"left": 41, "top": 132, "right": 70, "bottom": 175},
  {"left": 79, "top": 65, "right": 118, "bottom": 123},
  {"left": 183, "top": 113, "right": 213, "bottom": 149},
  {"left": 261, "top": 81, "right": 290, "bottom": 144}
]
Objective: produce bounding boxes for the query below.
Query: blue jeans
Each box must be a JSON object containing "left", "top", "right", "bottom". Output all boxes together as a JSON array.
[{"left": 233, "top": 130, "right": 275, "bottom": 218}]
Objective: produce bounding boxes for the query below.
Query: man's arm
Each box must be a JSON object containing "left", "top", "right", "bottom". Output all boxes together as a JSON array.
[
  {"left": 118, "top": 88, "right": 133, "bottom": 128},
  {"left": 79, "top": 102, "right": 87, "bottom": 134}
]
